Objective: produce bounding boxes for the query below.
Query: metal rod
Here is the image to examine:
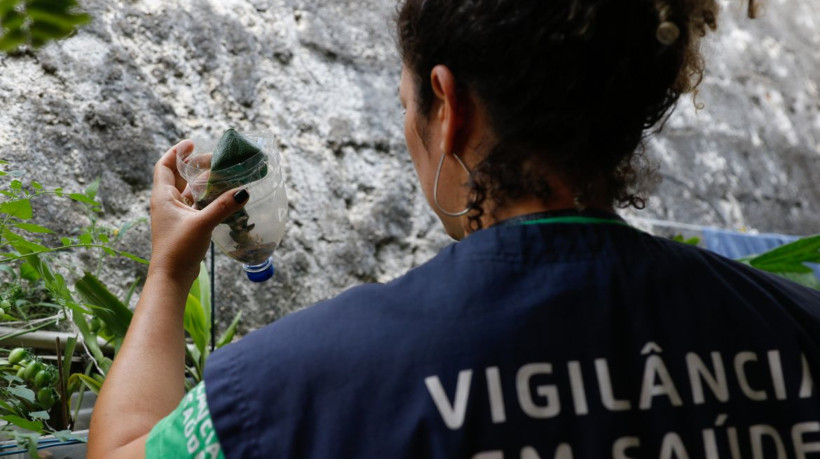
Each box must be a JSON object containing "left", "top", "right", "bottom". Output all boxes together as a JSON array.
[{"left": 210, "top": 241, "right": 216, "bottom": 353}]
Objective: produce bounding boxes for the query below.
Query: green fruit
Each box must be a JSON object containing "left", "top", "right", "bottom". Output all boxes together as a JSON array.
[
  {"left": 0, "top": 299, "right": 10, "bottom": 309},
  {"left": 36, "top": 388, "right": 55, "bottom": 409},
  {"left": 34, "top": 370, "right": 54, "bottom": 388},
  {"left": 8, "top": 348, "right": 27, "bottom": 365},
  {"left": 23, "top": 361, "right": 42, "bottom": 382},
  {"left": 0, "top": 307, "right": 5, "bottom": 317},
  {"left": 88, "top": 318, "right": 101, "bottom": 333},
  {"left": 16, "top": 366, "right": 26, "bottom": 379}
]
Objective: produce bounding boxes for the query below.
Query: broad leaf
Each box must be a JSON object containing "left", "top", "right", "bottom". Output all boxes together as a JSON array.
[
  {"left": 29, "top": 410, "right": 50, "bottom": 420},
  {"left": 216, "top": 311, "right": 243, "bottom": 349},
  {"left": 750, "top": 235, "right": 820, "bottom": 273},
  {"left": 7, "top": 386, "right": 34, "bottom": 403},
  {"left": 184, "top": 294, "right": 208, "bottom": 354},
  {"left": 0, "top": 199, "right": 32, "bottom": 220},
  {"left": 75, "top": 272, "right": 133, "bottom": 340},
  {"left": 68, "top": 193, "right": 98, "bottom": 206},
  {"left": 1, "top": 415, "right": 42, "bottom": 432},
  {"left": 13, "top": 221, "right": 54, "bottom": 234},
  {"left": 84, "top": 177, "right": 101, "bottom": 200},
  {"left": 69, "top": 374, "right": 101, "bottom": 395}
]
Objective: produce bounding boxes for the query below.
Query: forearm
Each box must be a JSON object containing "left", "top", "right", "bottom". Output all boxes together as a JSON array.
[{"left": 88, "top": 269, "right": 192, "bottom": 458}]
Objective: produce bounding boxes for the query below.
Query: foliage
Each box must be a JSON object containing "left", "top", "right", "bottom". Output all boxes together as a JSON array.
[
  {"left": 0, "top": 0, "right": 90, "bottom": 53},
  {"left": 184, "top": 261, "right": 241, "bottom": 389},
  {"left": 744, "top": 235, "right": 820, "bottom": 291},
  {"left": 0, "top": 160, "right": 241, "bottom": 455},
  {"left": 0, "top": 161, "right": 144, "bottom": 452},
  {"left": 671, "top": 233, "right": 820, "bottom": 291}
]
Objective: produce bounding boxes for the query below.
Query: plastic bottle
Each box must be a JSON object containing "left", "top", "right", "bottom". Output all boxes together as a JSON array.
[{"left": 177, "top": 130, "right": 288, "bottom": 282}]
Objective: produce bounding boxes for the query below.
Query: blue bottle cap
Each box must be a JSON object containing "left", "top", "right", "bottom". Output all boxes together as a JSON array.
[{"left": 243, "top": 257, "right": 275, "bottom": 283}]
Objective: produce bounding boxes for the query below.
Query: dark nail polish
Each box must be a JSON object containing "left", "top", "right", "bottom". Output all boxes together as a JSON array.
[{"left": 234, "top": 189, "right": 249, "bottom": 203}]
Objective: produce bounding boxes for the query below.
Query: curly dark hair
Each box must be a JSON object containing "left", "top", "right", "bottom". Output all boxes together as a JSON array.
[{"left": 397, "top": 0, "right": 757, "bottom": 229}]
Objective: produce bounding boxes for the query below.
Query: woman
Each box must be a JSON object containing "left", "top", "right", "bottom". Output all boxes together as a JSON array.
[{"left": 90, "top": 0, "right": 820, "bottom": 458}]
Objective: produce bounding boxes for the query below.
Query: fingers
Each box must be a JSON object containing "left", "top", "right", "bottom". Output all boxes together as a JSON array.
[
  {"left": 155, "top": 140, "right": 194, "bottom": 193},
  {"left": 196, "top": 188, "right": 250, "bottom": 231}
]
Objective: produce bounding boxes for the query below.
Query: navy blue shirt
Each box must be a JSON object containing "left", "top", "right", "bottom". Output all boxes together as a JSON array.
[{"left": 205, "top": 216, "right": 820, "bottom": 458}]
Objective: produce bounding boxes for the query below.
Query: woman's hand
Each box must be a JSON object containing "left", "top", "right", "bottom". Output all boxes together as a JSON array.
[{"left": 147, "top": 140, "right": 249, "bottom": 286}]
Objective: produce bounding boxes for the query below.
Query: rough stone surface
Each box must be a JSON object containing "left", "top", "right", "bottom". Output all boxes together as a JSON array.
[{"left": 0, "top": 0, "right": 817, "bottom": 334}]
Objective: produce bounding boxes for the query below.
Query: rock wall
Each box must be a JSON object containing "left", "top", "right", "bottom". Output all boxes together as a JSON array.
[{"left": 0, "top": 0, "right": 817, "bottom": 333}]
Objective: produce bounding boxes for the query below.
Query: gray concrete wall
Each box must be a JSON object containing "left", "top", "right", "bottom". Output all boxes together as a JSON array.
[{"left": 0, "top": 0, "right": 817, "bottom": 333}]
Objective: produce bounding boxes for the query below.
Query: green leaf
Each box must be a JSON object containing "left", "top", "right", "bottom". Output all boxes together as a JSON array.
[
  {"left": 69, "top": 373, "right": 101, "bottom": 395},
  {"left": 9, "top": 179, "right": 21, "bottom": 190},
  {"left": 11, "top": 430, "right": 42, "bottom": 457},
  {"left": 13, "top": 221, "right": 54, "bottom": 234},
  {"left": 7, "top": 386, "right": 34, "bottom": 403},
  {"left": 116, "top": 218, "right": 146, "bottom": 241},
  {"left": 52, "top": 430, "right": 85, "bottom": 442},
  {"left": 123, "top": 277, "right": 140, "bottom": 308},
  {"left": 84, "top": 177, "right": 101, "bottom": 200},
  {"left": 184, "top": 293, "right": 208, "bottom": 354},
  {"left": 19, "top": 262, "right": 40, "bottom": 282},
  {"left": 120, "top": 251, "right": 149, "bottom": 264},
  {"left": 0, "top": 0, "right": 19, "bottom": 18},
  {"left": 1, "top": 9, "right": 25, "bottom": 31},
  {"left": 216, "top": 311, "right": 242, "bottom": 348},
  {"left": 0, "top": 28, "right": 27, "bottom": 53},
  {"left": 60, "top": 237, "right": 71, "bottom": 246},
  {"left": 750, "top": 235, "right": 820, "bottom": 274},
  {"left": 191, "top": 262, "right": 211, "bottom": 324},
  {"left": 78, "top": 232, "right": 92, "bottom": 244},
  {"left": 68, "top": 193, "right": 98, "bottom": 206},
  {"left": 1, "top": 415, "right": 43, "bottom": 433},
  {"left": 62, "top": 335, "right": 77, "bottom": 387},
  {"left": 98, "top": 233, "right": 109, "bottom": 243},
  {"left": 75, "top": 272, "right": 133, "bottom": 340},
  {"left": 0, "top": 199, "right": 32, "bottom": 220},
  {"left": 29, "top": 410, "right": 49, "bottom": 420},
  {"left": 30, "top": 181, "right": 42, "bottom": 190},
  {"left": 8, "top": 238, "right": 49, "bottom": 254}
]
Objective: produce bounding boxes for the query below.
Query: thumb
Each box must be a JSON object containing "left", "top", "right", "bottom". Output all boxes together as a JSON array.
[{"left": 197, "top": 188, "right": 250, "bottom": 230}]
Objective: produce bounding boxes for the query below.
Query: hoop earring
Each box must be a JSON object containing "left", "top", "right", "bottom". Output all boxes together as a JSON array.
[{"left": 433, "top": 152, "right": 471, "bottom": 217}]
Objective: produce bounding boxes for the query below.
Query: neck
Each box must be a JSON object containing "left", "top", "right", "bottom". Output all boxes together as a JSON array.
[{"left": 463, "top": 196, "right": 615, "bottom": 235}]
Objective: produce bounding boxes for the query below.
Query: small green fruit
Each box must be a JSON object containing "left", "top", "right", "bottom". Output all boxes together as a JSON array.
[
  {"left": 88, "top": 318, "right": 101, "bottom": 333},
  {"left": 36, "top": 388, "right": 56, "bottom": 409},
  {"left": 34, "top": 370, "right": 54, "bottom": 388},
  {"left": 23, "top": 361, "right": 42, "bottom": 382},
  {"left": 15, "top": 366, "right": 26, "bottom": 379},
  {"left": 8, "top": 348, "right": 27, "bottom": 365}
]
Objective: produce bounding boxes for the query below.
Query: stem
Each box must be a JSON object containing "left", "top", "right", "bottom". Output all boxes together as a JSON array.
[
  {"left": 0, "top": 244, "right": 125, "bottom": 263},
  {"left": 0, "top": 318, "right": 58, "bottom": 342}
]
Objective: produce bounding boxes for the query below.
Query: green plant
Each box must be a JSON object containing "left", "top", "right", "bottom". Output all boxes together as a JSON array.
[
  {"left": 741, "top": 235, "right": 820, "bottom": 291},
  {"left": 183, "top": 262, "right": 241, "bottom": 389},
  {"left": 0, "top": 161, "right": 146, "bottom": 454},
  {"left": 670, "top": 233, "right": 820, "bottom": 291},
  {"left": 0, "top": 159, "right": 242, "bottom": 456},
  {"left": 0, "top": 0, "right": 90, "bottom": 53}
]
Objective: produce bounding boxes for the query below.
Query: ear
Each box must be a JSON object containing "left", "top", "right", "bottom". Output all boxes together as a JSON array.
[{"left": 430, "top": 65, "right": 463, "bottom": 156}]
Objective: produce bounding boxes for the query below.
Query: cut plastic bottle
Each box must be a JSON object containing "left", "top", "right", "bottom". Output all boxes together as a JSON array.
[{"left": 177, "top": 129, "right": 288, "bottom": 282}]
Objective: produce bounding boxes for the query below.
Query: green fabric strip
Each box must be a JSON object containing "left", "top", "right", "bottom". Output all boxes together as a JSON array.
[{"left": 517, "top": 216, "right": 632, "bottom": 228}]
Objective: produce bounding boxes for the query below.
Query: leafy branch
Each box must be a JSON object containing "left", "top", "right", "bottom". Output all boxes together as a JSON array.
[{"left": 0, "top": 0, "right": 90, "bottom": 53}]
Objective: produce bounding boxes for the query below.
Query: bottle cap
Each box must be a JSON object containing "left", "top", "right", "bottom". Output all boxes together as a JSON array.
[{"left": 243, "top": 257, "right": 275, "bottom": 283}]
